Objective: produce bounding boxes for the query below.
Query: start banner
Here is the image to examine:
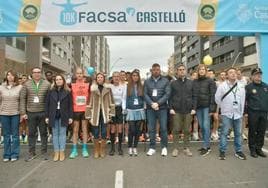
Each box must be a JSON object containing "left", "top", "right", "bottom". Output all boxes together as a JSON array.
[{"left": 0, "top": 0, "right": 268, "bottom": 35}]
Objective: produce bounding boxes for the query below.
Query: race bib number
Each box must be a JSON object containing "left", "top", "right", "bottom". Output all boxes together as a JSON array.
[
  {"left": 33, "top": 96, "right": 39, "bottom": 103},
  {"left": 152, "top": 89, "right": 158, "bottom": 97},
  {"left": 76, "top": 96, "right": 86, "bottom": 106}
]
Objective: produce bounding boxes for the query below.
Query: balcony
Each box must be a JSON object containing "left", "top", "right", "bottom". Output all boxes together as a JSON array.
[{"left": 42, "top": 47, "right": 51, "bottom": 64}]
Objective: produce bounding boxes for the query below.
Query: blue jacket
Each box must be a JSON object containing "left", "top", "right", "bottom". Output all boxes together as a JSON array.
[
  {"left": 144, "top": 76, "right": 171, "bottom": 110},
  {"left": 45, "top": 88, "right": 73, "bottom": 127},
  {"left": 126, "top": 86, "right": 144, "bottom": 110}
]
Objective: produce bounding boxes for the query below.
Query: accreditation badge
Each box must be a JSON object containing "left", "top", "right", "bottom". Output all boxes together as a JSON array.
[
  {"left": 57, "top": 102, "right": 60, "bottom": 110},
  {"left": 33, "top": 96, "right": 39, "bottom": 103},
  {"left": 133, "top": 98, "right": 139, "bottom": 105},
  {"left": 152, "top": 89, "right": 158, "bottom": 97}
]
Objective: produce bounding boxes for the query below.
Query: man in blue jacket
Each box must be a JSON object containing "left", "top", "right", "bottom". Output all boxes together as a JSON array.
[{"left": 144, "top": 63, "right": 171, "bottom": 156}]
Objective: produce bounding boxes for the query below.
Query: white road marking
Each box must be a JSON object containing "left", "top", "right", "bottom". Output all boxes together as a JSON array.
[
  {"left": 115, "top": 170, "right": 124, "bottom": 188},
  {"left": 12, "top": 161, "right": 47, "bottom": 188},
  {"left": 228, "top": 180, "right": 256, "bottom": 185}
]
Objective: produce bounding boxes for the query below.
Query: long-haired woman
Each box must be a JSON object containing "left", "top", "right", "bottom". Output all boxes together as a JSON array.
[
  {"left": 45, "top": 74, "right": 73, "bottom": 161},
  {"left": 86, "top": 73, "right": 115, "bottom": 158},
  {"left": 126, "top": 70, "right": 145, "bottom": 156}
]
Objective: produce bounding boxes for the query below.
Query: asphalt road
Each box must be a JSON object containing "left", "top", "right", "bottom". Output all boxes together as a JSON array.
[{"left": 0, "top": 140, "right": 268, "bottom": 188}]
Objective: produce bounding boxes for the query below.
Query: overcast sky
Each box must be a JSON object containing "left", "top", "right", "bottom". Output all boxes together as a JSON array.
[{"left": 106, "top": 36, "right": 174, "bottom": 78}]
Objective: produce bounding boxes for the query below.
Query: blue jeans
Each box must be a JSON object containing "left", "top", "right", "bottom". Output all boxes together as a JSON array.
[
  {"left": 196, "top": 108, "right": 211, "bottom": 149},
  {"left": 91, "top": 112, "right": 107, "bottom": 139},
  {"left": 0, "top": 115, "right": 20, "bottom": 159},
  {"left": 147, "top": 109, "right": 168, "bottom": 149},
  {"left": 220, "top": 115, "right": 242, "bottom": 153},
  {"left": 52, "top": 118, "right": 67, "bottom": 151}
]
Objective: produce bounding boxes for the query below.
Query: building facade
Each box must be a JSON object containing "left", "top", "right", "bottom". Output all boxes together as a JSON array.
[{"left": 174, "top": 35, "right": 257, "bottom": 76}]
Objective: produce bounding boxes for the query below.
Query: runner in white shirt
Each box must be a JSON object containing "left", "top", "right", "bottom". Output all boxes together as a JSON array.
[{"left": 109, "top": 72, "right": 127, "bottom": 156}]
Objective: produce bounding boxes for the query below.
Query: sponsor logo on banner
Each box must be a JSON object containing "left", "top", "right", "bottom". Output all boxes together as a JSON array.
[
  {"left": 255, "top": 6, "right": 268, "bottom": 24},
  {"left": 199, "top": 4, "right": 216, "bottom": 21},
  {"left": 236, "top": 4, "right": 252, "bottom": 23},
  {"left": 52, "top": 0, "right": 88, "bottom": 25},
  {"left": 21, "top": 4, "right": 40, "bottom": 21},
  {"left": 0, "top": 10, "right": 3, "bottom": 24},
  {"left": 53, "top": 0, "right": 186, "bottom": 26}
]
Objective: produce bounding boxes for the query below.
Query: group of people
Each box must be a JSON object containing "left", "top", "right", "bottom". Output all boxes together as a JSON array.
[{"left": 0, "top": 63, "right": 267, "bottom": 163}]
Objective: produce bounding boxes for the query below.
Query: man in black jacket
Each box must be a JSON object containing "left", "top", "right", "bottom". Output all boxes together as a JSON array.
[
  {"left": 170, "top": 64, "right": 196, "bottom": 157},
  {"left": 144, "top": 63, "right": 171, "bottom": 156},
  {"left": 246, "top": 68, "right": 268, "bottom": 158}
]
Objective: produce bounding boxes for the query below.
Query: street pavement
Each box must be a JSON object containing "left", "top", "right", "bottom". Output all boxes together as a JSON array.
[{"left": 0, "top": 140, "right": 268, "bottom": 188}]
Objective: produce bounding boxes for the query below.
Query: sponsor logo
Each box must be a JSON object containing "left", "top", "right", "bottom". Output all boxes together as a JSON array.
[
  {"left": 236, "top": 4, "right": 252, "bottom": 23},
  {"left": 53, "top": 0, "right": 186, "bottom": 26},
  {"left": 199, "top": 4, "right": 216, "bottom": 21},
  {"left": 52, "top": 0, "right": 88, "bottom": 25},
  {"left": 21, "top": 4, "right": 40, "bottom": 21}
]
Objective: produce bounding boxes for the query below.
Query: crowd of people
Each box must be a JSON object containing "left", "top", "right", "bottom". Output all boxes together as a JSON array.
[{"left": 0, "top": 63, "right": 267, "bottom": 163}]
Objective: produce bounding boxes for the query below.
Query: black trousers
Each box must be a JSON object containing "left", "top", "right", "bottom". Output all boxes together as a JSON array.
[
  {"left": 27, "top": 112, "right": 48, "bottom": 154},
  {"left": 128, "top": 121, "right": 142, "bottom": 148},
  {"left": 248, "top": 110, "right": 268, "bottom": 152}
]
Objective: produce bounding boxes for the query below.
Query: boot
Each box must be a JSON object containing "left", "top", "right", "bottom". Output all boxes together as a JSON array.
[
  {"left": 59, "top": 151, "right": 65, "bottom": 161},
  {"left": 100, "top": 139, "right": 106, "bottom": 158},
  {"left": 82, "top": 143, "right": 89, "bottom": 158},
  {"left": 94, "top": 140, "right": 100, "bottom": 159},
  {"left": 109, "top": 133, "right": 115, "bottom": 156},
  {"left": 53, "top": 151, "right": 59, "bottom": 162},
  {"left": 69, "top": 144, "right": 78, "bottom": 159},
  {"left": 118, "top": 133, "right": 123, "bottom": 156}
]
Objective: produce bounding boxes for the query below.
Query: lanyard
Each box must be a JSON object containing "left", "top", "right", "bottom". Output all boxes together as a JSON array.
[
  {"left": 32, "top": 80, "right": 43, "bottom": 95},
  {"left": 228, "top": 83, "right": 238, "bottom": 100}
]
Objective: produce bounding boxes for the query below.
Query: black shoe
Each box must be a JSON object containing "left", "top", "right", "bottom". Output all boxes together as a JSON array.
[
  {"left": 118, "top": 148, "right": 123, "bottom": 156},
  {"left": 256, "top": 150, "right": 267, "bottom": 158},
  {"left": 109, "top": 148, "right": 115, "bottom": 156},
  {"left": 200, "top": 148, "right": 210, "bottom": 156},
  {"left": 235, "top": 151, "right": 247, "bottom": 160},
  {"left": 219, "top": 151, "right": 226, "bottom": 160},
  {"left": 42, "top": 152, "right": 49, "bottom": 160},
  {"left": 198, "top": 147, "right": 211, "bottom": 152},
  {"left": 250, "top": 151, "right": 258, "bottom": 158},
  {"left": 25, "top": 152, "right": 37, "bottom": 162}
]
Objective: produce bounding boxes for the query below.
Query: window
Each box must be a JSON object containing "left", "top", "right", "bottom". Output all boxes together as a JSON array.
[
  {"left": 244, "top": 44, "right": 256, "bottom": 56},
  {"left": 16, "top": 38, "right": 25, "bottom": 51},
  {"left": 6, "top": 37, "right": 13, "bottom": 46}
]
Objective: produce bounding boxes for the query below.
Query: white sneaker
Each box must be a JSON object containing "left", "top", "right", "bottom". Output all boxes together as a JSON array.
[
  {"left": 3, "top": 158, "right": 9, "bottom": 162},
  {"left": 146, "top": 148, "right": 156, "bottom": 156},
  {"left": 133, "top": 148, "right": 138, "bottom": 156},
  {"left": 242, "top": 134, "right": 248, "bottom": 140},
  {"left": 172, "top": 148, "right": 179, "bottom": 157},
  {"left": 211, "top": 132, "right": 219, "bottom": 141},
  {"left": 47, "top": 134, "right": 52, "bottom": 143},
  {"left": 11, "top": 158, "right": 17, "bottom": 162},
  {"left": 24, "top": 135, "right": 28, "bottom": 144},
  {"left": 192, "top": 132, "right": 199, "bottom": 141},
  {"left": 161, "top": 147, "right": 167, "bottom": 157},
  {"left": 128, "top": 148, "right": 133, "bottom": 156}
]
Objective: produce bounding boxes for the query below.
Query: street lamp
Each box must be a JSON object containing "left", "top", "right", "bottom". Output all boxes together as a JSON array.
[{"left": 109, "top": 57, "right": 122, "bottom": 75}]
